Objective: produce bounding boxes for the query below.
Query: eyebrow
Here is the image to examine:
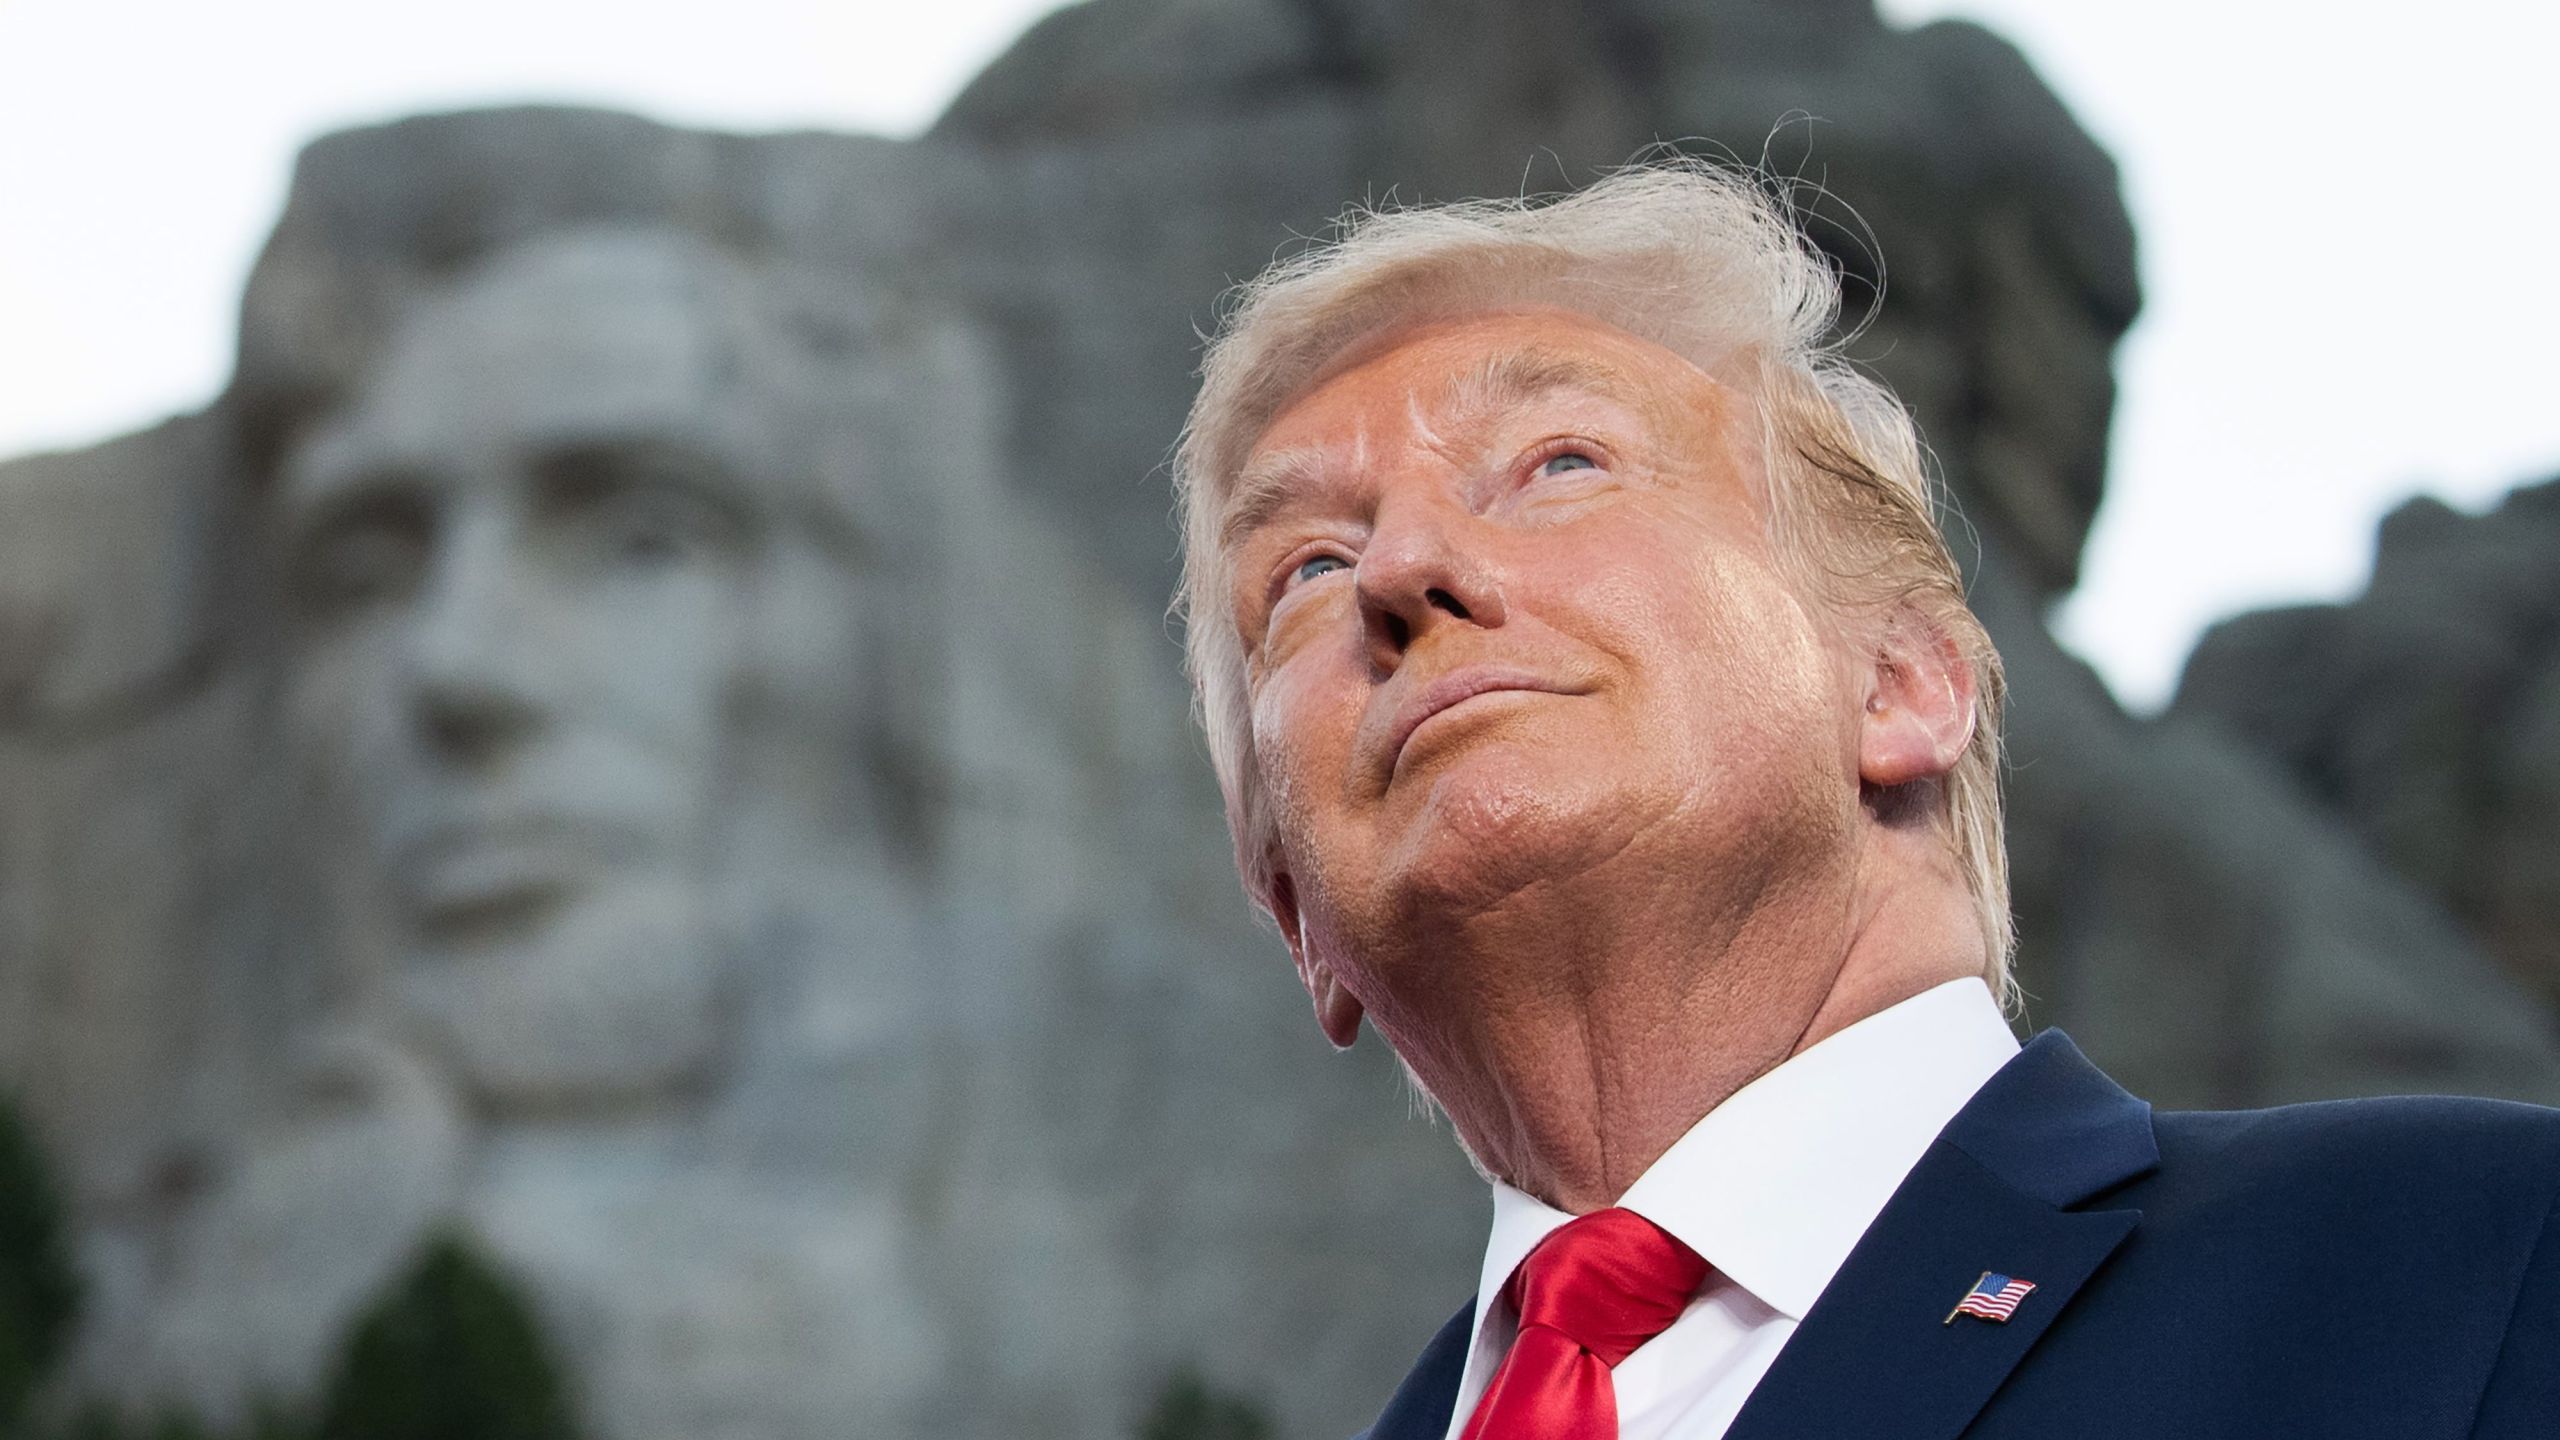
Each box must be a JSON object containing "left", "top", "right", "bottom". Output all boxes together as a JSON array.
[
  {"left": 1220, "top": 446, "right": 1334, "bottom": 552},
  {"left": 277, "top": 441, "right": 424, "bottom": 551},
  {"left": 1217, "top": 344, "right": 1657, "bottom": 550},
  {"left": 1441, "top": 347, "right": 1652, "bottom": 424}
]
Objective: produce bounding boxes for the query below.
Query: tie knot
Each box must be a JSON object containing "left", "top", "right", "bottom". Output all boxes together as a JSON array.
[{"left": 1505, "top": 1207, "right": 1707, "bottom": 1368}]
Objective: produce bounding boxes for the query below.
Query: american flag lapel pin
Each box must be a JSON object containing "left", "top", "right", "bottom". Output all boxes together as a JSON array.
[{"left": 1944, "top": 1271, "right": 2038, "bottom": 1325}]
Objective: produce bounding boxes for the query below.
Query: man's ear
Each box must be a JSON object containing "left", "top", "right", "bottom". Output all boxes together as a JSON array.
[
  {"left": 1265, "top": 870, "right": 1364, "bottom": 1050},
  {"left": 1859, "top": 607, "right": 1977, "bottom": 791}
]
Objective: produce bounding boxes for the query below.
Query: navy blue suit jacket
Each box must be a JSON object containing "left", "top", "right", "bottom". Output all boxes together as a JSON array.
[{"left": 1359, "top": 1032, "right": 2560, "bottom": 1439}]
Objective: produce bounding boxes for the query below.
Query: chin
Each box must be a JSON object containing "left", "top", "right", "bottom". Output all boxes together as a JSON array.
[
  {"left": 397, "top": 877, "right": 726, "bottom": 1108},
  {"left": 1378, "top": 746, "right": 1662, "bottom": 920}
]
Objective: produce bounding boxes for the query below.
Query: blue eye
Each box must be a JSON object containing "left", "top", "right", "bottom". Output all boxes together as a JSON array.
[
  {"left": 1293, "top": 554, "right": 1350, "bottom": 585},
  {"left": 1539, "top": 451, "right": 1599, "bottom": 476}
]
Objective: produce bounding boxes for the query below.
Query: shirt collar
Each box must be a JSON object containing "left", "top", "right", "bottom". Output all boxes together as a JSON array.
[{"left": 1465, "top": 977, "right": 2021, "bottom": 1336}]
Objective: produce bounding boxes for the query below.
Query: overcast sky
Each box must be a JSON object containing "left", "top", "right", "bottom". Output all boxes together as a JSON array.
[{"left": 3, "top": 0, "right": 2554, "bottom": 709}]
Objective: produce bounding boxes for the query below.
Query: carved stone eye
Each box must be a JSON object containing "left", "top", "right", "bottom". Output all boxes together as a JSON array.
[
  {"left": 538, "top": 444, "right": 748, "bottom": 570},
  {"left": 291, "top": 488, "right": 434, "bottom": 618}
]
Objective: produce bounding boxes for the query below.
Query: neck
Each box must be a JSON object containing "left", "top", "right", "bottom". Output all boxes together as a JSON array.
[{"left": 1381, "top": 839, "right": 1983, "bottom": 1214}]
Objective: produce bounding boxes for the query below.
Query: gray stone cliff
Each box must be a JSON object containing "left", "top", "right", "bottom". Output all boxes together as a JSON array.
[{"left": 2175, "top": 477, "right": 2560, "bottom": 1019}]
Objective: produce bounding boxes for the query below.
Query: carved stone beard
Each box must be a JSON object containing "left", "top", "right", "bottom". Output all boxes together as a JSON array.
[
  {"left": 342, "top": 658, "right": 918, "bottom": 1123},
  {"left": 287, "top": 641, "right": 751, "bottom": 1120},
  {"left": 451, "top": 822, "right": 956, "bottom": 1440},
  {"left": 387, "top": 868, "right": 730, "bottom": 1116}
]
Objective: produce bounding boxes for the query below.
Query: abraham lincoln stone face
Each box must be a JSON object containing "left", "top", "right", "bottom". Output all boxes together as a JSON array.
[{"left": 273, "top": 228, "right": 899, "bottom": 1109}]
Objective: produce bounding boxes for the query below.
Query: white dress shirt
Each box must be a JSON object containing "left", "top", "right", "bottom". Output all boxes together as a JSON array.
[{"left": 1439, "top": 977, "right": 2021, "bottom": 1440}]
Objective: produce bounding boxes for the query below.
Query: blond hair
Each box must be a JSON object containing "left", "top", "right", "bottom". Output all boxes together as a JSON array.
[{"left": 1172, "top": 162, "right": 2014, "bottom": 991}]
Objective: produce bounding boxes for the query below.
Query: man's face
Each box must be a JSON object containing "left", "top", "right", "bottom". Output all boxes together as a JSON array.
[
  {"left": 277, "top": 250, "right": 768, "bottom": 1015},
  {"left": 1227, "top": 309, "right": 1865, "bottom": 1042},
  {"left": 281, "top": 277, "right": 761, "bottom": 955}
]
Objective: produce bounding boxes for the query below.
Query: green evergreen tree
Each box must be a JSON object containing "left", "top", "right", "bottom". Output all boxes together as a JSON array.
[
  {"left": 0, "top": 1094, "right": 83, "bottom": 1433},
  {"left": 1136, "top": 1367, "right": 1273, "bottom": 1440},
  {"left": 312, "top": 1231, "right": 578, "bottom": 1440}
]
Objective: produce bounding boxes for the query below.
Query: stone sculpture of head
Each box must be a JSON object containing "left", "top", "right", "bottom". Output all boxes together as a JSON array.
[{"left": 265, "top": 225, "right": 985, "bottom": 1113}]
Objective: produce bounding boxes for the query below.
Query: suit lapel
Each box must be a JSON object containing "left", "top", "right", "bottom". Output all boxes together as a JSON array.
[
  {"left": 1723, "top": 1031, "right": 2157, "bottom": 1440},
  {"left": 1358, "top": 1033, "right": 2154, "bottom": 1440},
  {"left": 1357, "top": 1300, "right": 1474, "bottom": 1440},
  {"left": 1719, "top": 1140, "right": 2138, "bottom": 1440}
]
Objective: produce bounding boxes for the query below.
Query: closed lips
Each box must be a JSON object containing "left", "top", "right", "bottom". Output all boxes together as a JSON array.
[
  {"left": 387, "top": 818, "right": 636, "bottom": 911},
  {"left": 1382, "top": 667, "right": 1579, "bottom": 774}
]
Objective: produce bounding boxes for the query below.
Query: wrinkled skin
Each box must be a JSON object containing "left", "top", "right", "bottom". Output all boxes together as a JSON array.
[{"left": 1226, "top": 309, "right": 1985, "bottom": 1210}]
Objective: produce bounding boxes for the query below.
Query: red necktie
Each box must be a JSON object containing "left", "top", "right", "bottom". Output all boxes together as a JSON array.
[{"left": 1457, "top": 1207, "right": 1708, "bottom": 1440}]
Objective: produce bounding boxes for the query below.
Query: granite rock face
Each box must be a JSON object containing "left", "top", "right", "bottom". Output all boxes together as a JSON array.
[
  {"left": 3, "top": 1, "right": 2557, "bottom": 1437},
  {"left": 2174, "top": 478, "right": 2560, "bottom": 1016}
]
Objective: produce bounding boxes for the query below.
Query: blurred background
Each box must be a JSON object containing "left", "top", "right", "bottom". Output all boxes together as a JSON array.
[{"left": 1, "top": 1, "right": 2556, "bottom": 1437}]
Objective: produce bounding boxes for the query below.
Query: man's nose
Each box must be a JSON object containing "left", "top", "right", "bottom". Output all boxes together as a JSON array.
[
  {"left": 1354, "top": 495, "right": 1507, "bottom": 671},
  {"left": 403, "top": 510, "right": 547, "bottom": 763}
]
